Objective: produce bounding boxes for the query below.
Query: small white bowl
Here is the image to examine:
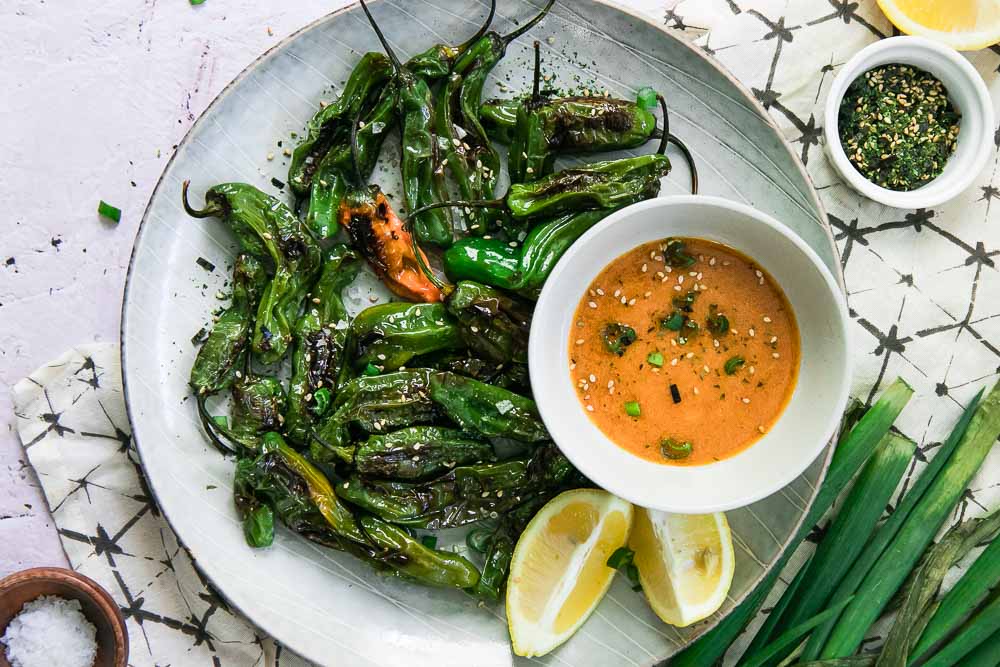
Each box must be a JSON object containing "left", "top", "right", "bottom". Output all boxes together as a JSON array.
[
  {"left": 529, "top": 196, "right": 850, "bottom": 513},
  {"left": 824, "top": 36, "right": 993, "bottom": 209}
]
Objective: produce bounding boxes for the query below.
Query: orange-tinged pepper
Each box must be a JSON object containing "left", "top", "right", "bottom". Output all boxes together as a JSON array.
[{"left": 338, "top": 185, "right": 442, "bottom": 303}]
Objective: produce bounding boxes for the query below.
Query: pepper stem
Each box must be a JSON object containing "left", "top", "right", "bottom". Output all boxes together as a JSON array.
[
  {"left": 181, "top": 180, "right": 220, "bottom": 218},
  {"left": 196, "top": 395, "right": 240, "bottom": 456},
  {"left": 655, "top": 94, "right": 670, "bottom": 156},
  {"left": 531, "top": 41, "right": 542, "bottom": 105},
  {"left": 654, "top": 94, "right": 698, "bottom": 194},
  {"left": 359, "top": 0, "right": 402, "bottom": 72},
  {"left": 458, "top": 0, "right": 497, "bottom": 52},
  {"left": 407, "top": 199, "right": 506, "bottom": 219},
  {"left": 502, "top": 0, "right": 556, "bottom": 44}
]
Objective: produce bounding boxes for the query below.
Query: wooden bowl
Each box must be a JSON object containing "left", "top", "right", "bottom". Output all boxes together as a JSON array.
[{"left": 0, "top": 567, "right": 127, "bottom": 667}]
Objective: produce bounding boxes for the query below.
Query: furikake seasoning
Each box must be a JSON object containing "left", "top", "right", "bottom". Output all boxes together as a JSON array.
[{"left": 838, "top": 64, "right": 960, "bottom": 191}]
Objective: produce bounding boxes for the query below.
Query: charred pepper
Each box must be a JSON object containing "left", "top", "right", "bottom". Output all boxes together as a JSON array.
[
  {"left": 350, "top": 302, "right": 464, "bottom": 374},
  {"left": 355, "top": 425, "right": 495, "bottom": 480}
]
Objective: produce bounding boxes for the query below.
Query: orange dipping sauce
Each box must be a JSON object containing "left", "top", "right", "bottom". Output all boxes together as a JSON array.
[{"left": 568, "top": 237, "right": 800, "bottom": 466}]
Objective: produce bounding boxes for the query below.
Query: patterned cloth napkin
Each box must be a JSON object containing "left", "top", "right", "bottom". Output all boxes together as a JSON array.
[{"left": 13, "top": 1, "right": 1000, "bottom": 666}]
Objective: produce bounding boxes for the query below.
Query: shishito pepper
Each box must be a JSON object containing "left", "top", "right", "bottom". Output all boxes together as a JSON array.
[
  {"left": 349, "top": 302, "right": 464, "bottom": 374},
  {"left": 189, "top": 253, "right": 267, "bottom": 398},
  {"left": 442, "top": 209, "right": 612, "bottom": 294},
  {"left": 283, "top": 245, "right": 360, "bottom": 446},
  {"left": 404, "top": 0, "right": 496, "bottom": 81},
  {"left": 337, "top": 443, "right": 573, "bottom": 529},
  {"left": 337, "top": 184, "right": 442, "bottom": 303},
  {"left": 182, "top": 182, "right": 323, "bottom": 364},
  {"left": 428, "top": 372, "right": 548, "bottom": 442},
  {"left": 359, "top": 0, "right": 453, "bottom": 247},
  {"left": 305, "top": 86, "right": 398, "bottom": 238},
  {"left": 429, "top": 0, "right": 556, "bottom": 235},
  {"left": 311, "top": 369, "right": 441, "bottom": 463},
  {"left": 288, "top": 53, "right": 393, "bottom": 197},
  {"left": 446, "top": 281, "right": 532, "bottom": 365},
  {"left": 355, "top": 425, "right": 495, "bottom": 480}
]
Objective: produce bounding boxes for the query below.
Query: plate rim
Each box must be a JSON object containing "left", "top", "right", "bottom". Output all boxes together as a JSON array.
[{"left": 120, "top": 0, "right": 842, "bottom": 661}]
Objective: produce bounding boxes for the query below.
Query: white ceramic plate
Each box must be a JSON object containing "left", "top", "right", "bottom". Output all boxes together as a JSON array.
[
  {"left": 530, "top": 196, "right": 851, "bottom": 514},
  {"left": 122, "top": 1, "right": 843, "bottom": 664}
]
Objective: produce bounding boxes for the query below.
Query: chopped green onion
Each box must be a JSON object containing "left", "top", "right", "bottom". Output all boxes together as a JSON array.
[
  {"left": 311, "top": 388, "right": 332, "bottom": 416},
  {"left": 420, "top": 534, "right": 438, "bottom": 550},
  {"left": 606, "top": 546, "right": 642, "bottom": 591},
  {"left": 661, "top": 312, "right": 685, "bottom": 331},
  {"left": 821, "top": 381, "right": 1000, "bottom": 658},
  {"left": 706, "top": 305, "right": 730, "bottom": 336},
  {"left": 724, "top": 355, "right": 745, "bottom": 375},
  {"left": 663, "top": 239, "right": 696, "bottom": 268},
  {"left": 670, "top": 377, "right": 913, "bottom": 667},
  {"left": 364, "top": 363, "right": 381, "bottom": 376},
  {"left": 211, "top": 415, "right": 229, "bottom": 429},
  {"left": 647, "top": 352, "right": 664, "bottom": 367},
  {"left": 660, "top": 438, "right": 691, "bottom": 460},
  {"left": 190, "top": 0, "right": 207, "bottom": 4},
  {"left": 98, "top": 200, "right": 121, "bottom": 223},
  {"left": 624, "top": 401, "right": 641, "bottom": 417}
]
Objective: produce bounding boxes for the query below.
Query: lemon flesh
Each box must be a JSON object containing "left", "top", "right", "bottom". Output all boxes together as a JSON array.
[{"left": 877, "top": 0, "right": 1000, "bottom": 50}]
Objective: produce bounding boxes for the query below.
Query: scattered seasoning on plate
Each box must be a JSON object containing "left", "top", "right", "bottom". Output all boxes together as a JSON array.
[
  {"left": 839, "top": 64, "right": 960, "bottom": 191},
  {"left": 1, "top": 595, "right": 98, "bottom": 667}
]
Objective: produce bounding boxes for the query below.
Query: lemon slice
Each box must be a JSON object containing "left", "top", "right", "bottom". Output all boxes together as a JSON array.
[
  {"left": 877, "top": 0, "right": 1000, "bottom": 50},
  {"left": 628, "top": 508, "right": 734, "bottom": 627},
  {"left": 506, "top": 489, "right": 633, "bottom": 657}
]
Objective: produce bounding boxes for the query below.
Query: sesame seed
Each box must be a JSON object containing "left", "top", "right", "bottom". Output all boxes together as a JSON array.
[
  {"left": 570, "top": 363, "right": 576, "bottom": 369},
  {"left": 703, "top": 365, "right": 710, "bottom": 373},
  {"left": 588, "top": 301, "right": 597, "bottom": 309},
  {"left": 266, "top": 152, "right": 274, "bottom": 161},
  {"left": 763, "top": 316, "right": 772, "bottom": 323},
  {"left": 693, "top": 387, "right": 700, "bottom": 395},
  {"left": 749, "top": 328, "right": 756, "bottom": 337},
  {"left": 628, "top": 298, "right": 636, "bottom": 306},
  {"left": 607, "top": 380, "right": 614, "bottom": 388},
  {"left": 576, "top": 338, "right": 584, "bottom": 345},
  {"left": 755, "top": 270, "right": 763, "bottom": 278},
  {"left": 586, "top": 405, "right": 594, "bottom": 412},
  {"left": 678, "top": 275, "right": 685, "bottom": 284},
  {"left": 749, "top": 366, "right": 756, "bottom": 374},
  {"left": 470, "top": 326, "right": 479, "bottom": 333},
  {"left": 673, "top": 285, "right": 682, "bottom": 291},
  {"left": 723, "top": 260, "right": 731, "bottom": 266},
  {"left": 614, "top": 289, "right": 621, "bottom": 297},
  {"left": 589, "top": 374, "right": 597, "bottom": 382},
  {"left": 656, "top": 271, "right": 665, "bottom": 278},
  {"left": 742, "top": 397, "right": 751, "bottom": 404},
  {"left": 655, "top": 255, "right": 664, "bottom": 261},
  {"left": 772, "top": 352, "right": 780, "bottom": 359},
  {"left": 670, "top": 338, "right": 678, "bottom": 347},
  {"left": 671, "top": 358, "right": 678, "bottom": 366},
  {"left": 686, "top": 352, "right": 694, "bottom": 358},
  {"left": 589, "top": 289, "right": 596, "bottom": 296},
  {"left": 758, "top": 425, "right": 766, "bottom": 433},
  {"left": 620, "top": 296, "right": 627, "bottom": 304},
  {"left": 697, "top": 273, "right": 703, "bottom": 280},
  {"left": 689, "top": 271, "right": 698, "bottom": 277},
  {"left": 641, "top": 263, "right": 648, "bottom": 273},
  {"left": 596, "top": 288, "right": 605, "bottom": 296},
  {"left": 713, "top": 339, "right": 720, "bottom": 348},
  {"left": 377, "top": 354, "right": 386, "bottom": 361},
  {"left": 452, "top": 138, "right": 461, "bottom": 147},
  {"left": 526, "top": 167, "right": 534, "bottom": 174},
  {"left": 312, "top": 297, "right": 321, "bottom": 304},
  {"left": 770, "top": 336, "right": 778, "bottom": 343},
  {"left": 665, "top": 266, "right": 672, "bottom": 273},
  {"left": 709, "top": 257, "right": 717, "bottom": 266}
]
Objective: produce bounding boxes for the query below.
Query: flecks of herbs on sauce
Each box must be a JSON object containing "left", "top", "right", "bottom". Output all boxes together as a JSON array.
[{"left": 568, "top": 237, "right": 800, "bottom": 466}]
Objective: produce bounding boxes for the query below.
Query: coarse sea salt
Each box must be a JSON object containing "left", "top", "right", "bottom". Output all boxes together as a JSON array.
[{"left": 1, "top": 595, "right": 97, "bottom": 667}]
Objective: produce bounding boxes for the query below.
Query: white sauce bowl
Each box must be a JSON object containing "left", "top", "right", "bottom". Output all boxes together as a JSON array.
[
  {"left": 529, "top": 196, "right": 850, "bottom": 513},
  {"left": 824, "top": 35, "right": 993, "bottom": 209}
]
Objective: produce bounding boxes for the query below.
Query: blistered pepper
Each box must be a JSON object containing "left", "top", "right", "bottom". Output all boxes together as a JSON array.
[
  {"left": 359, "top": 0, "right": 453, "bottom": 246},
  {"left": 445, "top": 281, "right": 532, "bottom": 365},
  {"left": 283, "top": 246, "right": 360, "bottom": 446},
  {"left": 354, "top": 425, "right": 495, "bottom": 480},
  {"left": 350, "top": 302, "right": 464, "bottom": 374},
  {"left": 183, "top": 182, "right": 322, "bottom": 364},
  {"left": 337, "top": 184, "right": 442, "bottom": 303},
  {"left": 288, "top": 53, "right": 394, "bottom": 197},
  {"left": 428, "top": 372, "right": 548, "bottom": 442}
]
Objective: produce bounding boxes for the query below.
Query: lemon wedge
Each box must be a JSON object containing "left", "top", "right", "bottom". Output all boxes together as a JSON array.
[
  {"left": 628, "top": 508, "right": 734, "bottom": 628},
  {"left": 877, "top": 0, "right": 1000, "bottom": 50},
  {"left": 506, "top": 489, "right": 633, "bottom": 657}
]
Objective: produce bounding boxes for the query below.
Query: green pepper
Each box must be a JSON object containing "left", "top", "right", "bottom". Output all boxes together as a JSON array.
[
  {"left": 444, "top": 0, "right": 557, "bottom": 206},
  {"left": 304, "top": 85, "right": 398, "bottom": 238},
  {"left": 228, "top": 374, "right": 288, "bottom": 450},
  {"left": 506, "top": 153, "right": 671, "bottom": 220},
  {"left": 288, "top": 52, "right": 393, "bottom": 197},
  {"left": 445, "top": 281, "right": 532, "bottom": 365},
  {"left": 338, "top": 443, "right": 573, "bottom": 529},
  {"left": 397, "top": 0, "right": 496, "bottom": 82},
  {"left": 311, "top": 369, "right": 441, "bottom": 463},
  {"left": 284, "top": 246, "right": 360, "bottom": 446},
  {"left": 355, "top": 515, "right": 480, "bottom": 589},
  {"left": 190, "top": 253, "right": 267, "bottom": 398},
  {"left": 355, "top": 426, "right": 495, "bottom": 480},
  {"left": 359, "top": 1, "right": 452, "bottom": 247},
  {"left": 602, "top": 322, "right": 637, "bottom": 356},
  {"left": 429, "top": 372, "right": 548, "bottom": 442},
  {"left": 442, "top": 209, "right": 613, "bottom": 293},
  {"left": 183, "top": 182, "right": 323, "bottom": 363},
  {"left": 350, "top": 302, "right": 464, "bottom": 374},
  {"left": 479, "top": 97, "right": 519, "bottom": 144},
  {"left": 410, "top": 350, "right": 529, "bottom": 394}
]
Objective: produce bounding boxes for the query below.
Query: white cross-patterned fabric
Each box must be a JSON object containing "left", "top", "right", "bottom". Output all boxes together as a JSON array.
[{"left": 12, "top": 2, "right": 1000, "bottom": 665}]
